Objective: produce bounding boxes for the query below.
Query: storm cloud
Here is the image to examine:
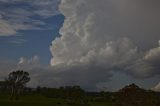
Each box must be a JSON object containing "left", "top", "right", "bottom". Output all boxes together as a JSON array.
[{"left": 49, "top": 0, "right": 160, "bottom": 89}]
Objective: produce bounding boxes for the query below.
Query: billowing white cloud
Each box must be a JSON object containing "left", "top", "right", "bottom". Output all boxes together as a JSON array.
[
  {"left": 51, "top": 0, "right": 138, "bottom": 66},
  {"left": 50, "top": 0, "right": 160, "bottom": 88},
  {"left": 17, "top": 55, "right": 40, "bottom": 70}
]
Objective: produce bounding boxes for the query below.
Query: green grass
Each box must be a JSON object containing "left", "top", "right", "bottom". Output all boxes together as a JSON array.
[
  {"left": 91, "top": 102, "right": 114, "bottom": 106},
  {"left": 0, "top": 95, "right": 114, "bottom": 106}
]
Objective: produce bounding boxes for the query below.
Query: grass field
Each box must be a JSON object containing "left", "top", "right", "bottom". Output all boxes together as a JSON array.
[{"left": 0, "top": 95, "right": 114, "bottom": 106}]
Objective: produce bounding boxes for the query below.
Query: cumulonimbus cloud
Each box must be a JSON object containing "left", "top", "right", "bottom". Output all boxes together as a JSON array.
[
  {"left": 48, "top": 0, "right": 160, "bottom": 90},
  {"left": 50, "top": 0, "right": 160, "bottom": 78}
]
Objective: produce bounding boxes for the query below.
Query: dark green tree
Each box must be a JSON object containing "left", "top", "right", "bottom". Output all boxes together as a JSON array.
[{"left": 5, "top": 70, "right": 30, "bottom": 100}]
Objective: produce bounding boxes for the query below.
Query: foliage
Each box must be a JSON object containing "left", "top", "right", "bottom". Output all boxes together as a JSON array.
[
  {"left": 36, "top": 86, "right": 85, "bottom": 99},
  {"left": 0, "top": 73, "right": 160, "bottom": 106},
  {"left": 5, "top": 70, "right": 30, "bottom": 100}
]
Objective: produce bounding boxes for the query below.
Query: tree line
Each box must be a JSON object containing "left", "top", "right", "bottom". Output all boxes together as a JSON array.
[{"left": 0, "top": 70, "right": 160, "bottom": 106}]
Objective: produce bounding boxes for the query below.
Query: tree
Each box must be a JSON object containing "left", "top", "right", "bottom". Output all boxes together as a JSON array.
[{"left": 5, "top": 70, "right": 30, "bottom": 100}]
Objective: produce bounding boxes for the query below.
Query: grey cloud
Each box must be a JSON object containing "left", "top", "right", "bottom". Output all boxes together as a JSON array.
[
  {"left": 151, "top": 82, "right": 160, "bottom": 92},
  {"left": 0, "top": 55, "right": 158, "bottom": 91},
  {"left": 152, "top": 82, "right": 160, "bottom": 92},
  {"left": 14, "top": 56, "right": 112, "bottom": 90},
  {"left": 0, "top": 19, "right": 17, "bottom": 36},
  {"left": 50, "top": 0, "right": 160, "bottom": 81},
  {"left": 125, "top": 40, "right": 160, "bottom": 78},
  {"left": 29, "top": 65, "right": 112, "bottom": 90}
]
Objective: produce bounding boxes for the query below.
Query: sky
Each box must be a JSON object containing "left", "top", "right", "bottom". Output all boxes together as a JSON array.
[{"left": 0, "top": 0, "right": 160, "bottom": 91}]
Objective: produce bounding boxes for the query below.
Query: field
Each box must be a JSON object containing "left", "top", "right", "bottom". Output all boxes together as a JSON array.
[
  {"left": 0, "top": 95, "right": 114, "bottom": 106},
  {"left": 0, "top": 84, "right": 159, "bottom": 106}
]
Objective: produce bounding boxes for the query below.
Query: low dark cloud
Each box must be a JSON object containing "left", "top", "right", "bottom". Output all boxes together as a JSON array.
[{"left": 16, "top": 56, "right": 112, "bottom": 90}]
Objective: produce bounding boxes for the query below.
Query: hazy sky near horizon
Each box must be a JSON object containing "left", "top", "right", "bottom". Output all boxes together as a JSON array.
[{"left": 0, "top": 0, "right": 160, "bottom": 91}]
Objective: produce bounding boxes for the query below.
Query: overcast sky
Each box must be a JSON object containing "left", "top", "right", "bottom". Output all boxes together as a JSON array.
[{"left": 0, "top": 0, "right": 160, "bottom": 91}]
